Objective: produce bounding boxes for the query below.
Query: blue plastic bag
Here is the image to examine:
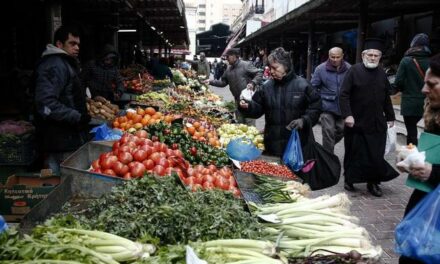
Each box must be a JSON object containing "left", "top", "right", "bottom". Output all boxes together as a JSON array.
[
  {"left": 395, "top": 184, "right": 440, "bottom": 263},
  {"left": 282, "top": 129, "right": 304, "bottom": 171},
  {"left": 226, "top": 137, "right": 262, "bottom": 161},
  {"left": 0, "top": 215, "right": 7, "bottom": 234},
  {"left": 90, "top": 124, "right": 122, "bottom": 141}
]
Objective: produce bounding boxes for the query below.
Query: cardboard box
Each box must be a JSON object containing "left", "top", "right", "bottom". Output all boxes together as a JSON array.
[{"left": 0, "top": 172, "right": 60, "bottom": 222}]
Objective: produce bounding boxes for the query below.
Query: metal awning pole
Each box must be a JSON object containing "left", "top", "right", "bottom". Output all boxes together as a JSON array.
[{"left": 306, "top": 20, "right": 315, "bottom": 81}]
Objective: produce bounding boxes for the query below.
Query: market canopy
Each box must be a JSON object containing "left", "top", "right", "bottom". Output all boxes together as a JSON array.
[{"left": 236, "top": 0, "right": 440, "bottom": 47}]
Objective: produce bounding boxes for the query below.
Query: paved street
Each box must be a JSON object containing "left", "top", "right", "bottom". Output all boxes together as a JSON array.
[{"left": 209, "top": 84, "right": 410, "bottom": 264}]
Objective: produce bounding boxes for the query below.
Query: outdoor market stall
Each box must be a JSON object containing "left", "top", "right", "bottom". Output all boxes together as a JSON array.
[{"left": 0, "top": 70, "right": 383, "bottom": 263}]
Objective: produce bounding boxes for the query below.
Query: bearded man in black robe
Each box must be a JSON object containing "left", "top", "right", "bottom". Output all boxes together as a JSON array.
[{"left": 339, "top": 38, "right": 399, "bottom": 197}]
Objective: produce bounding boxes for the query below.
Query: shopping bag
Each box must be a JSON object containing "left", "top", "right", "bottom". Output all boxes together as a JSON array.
[
  {"left": 297, "top": 127, "right": 340, "bottom": 190},
  {"left": 90, "top": 124, "right": 122, "bottom": 141},
  {"left": 226, "top": 137, "right": 262, "bottom": 161},
  {"left": 282, "top": 129, "right": 304, "bottom": 172},
  {"left": 395, "top": 184, "right": 440, "bottom": 263},
  {"left": 385, "top": 125, "right": 397, "bottom": 155}
]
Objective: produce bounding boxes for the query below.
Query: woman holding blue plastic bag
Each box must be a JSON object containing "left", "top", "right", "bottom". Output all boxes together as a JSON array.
[
  {"left": 398, "top": 53, "right": 440, "bottom": 264},
  {"left": 239, "top": 47, "right": 321, "bottom": 156}
]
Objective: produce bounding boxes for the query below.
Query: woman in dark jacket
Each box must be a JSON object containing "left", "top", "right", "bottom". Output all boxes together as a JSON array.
[
  {"left": 399, "top": 53, "right": 440, "bottom": 264},
  {"left": 394, "top": 33, "right": 431, "bottom": 145},
  {"left": 239, "top": 47, "right": 321, "bottom": 156}
]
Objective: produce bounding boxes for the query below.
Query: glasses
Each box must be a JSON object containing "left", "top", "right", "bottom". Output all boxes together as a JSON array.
[{"left": 365, "top": 53, "right": 381, "bottom": 58}]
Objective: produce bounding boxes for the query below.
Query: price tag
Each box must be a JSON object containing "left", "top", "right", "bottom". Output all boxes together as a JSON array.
[{"left": 186, "top": 246, "right": 207, "bottom": 264}]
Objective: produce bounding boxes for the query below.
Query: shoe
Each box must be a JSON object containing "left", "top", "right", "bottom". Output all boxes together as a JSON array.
[
  {"left": 344, "top": 182, "right": 355, "bottom": 192},
  {"left": 367, "top": 183, "right": 383, "bottom": 197}
]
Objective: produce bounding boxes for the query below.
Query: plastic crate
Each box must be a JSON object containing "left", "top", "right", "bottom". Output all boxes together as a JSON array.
[{"left": 0, "top": 134, "right": 36, "bottom": 166}]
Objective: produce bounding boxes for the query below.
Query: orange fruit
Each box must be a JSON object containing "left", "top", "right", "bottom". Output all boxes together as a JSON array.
[
  {"left": 137, "top": 108, "right": 145, "bottom": 116},
  {"left": 193, "top": 121, "right": 201, "bottom": 129},
  {"left": 145, "top": 107, "right": 156, "bottom": 116},
  {"left": 141, "top": 118, "right": 149, "bottom": 126},
  {"left": 133, "top": 114, "right": 143, "bottom": 123},
  {"left": 118, "top": 116, "right": 127, "bottom": 123},
  {"left": 148, "top": 118, "right": 156, "bottom": 125},
  {"left": 134, "top": 123, "right": 143, "bottom": 129},
  {"left": 113, "top": 121, "right": 120, "bottom": 128},
  {"left": 209, "top": 138, "right": 216, "bottom": 145},
  {"left": 126, "top": 111, "right": 135, "bottom": 120},
  {"left": 187, "top": 126, "right": 196, "bottom": 135}
]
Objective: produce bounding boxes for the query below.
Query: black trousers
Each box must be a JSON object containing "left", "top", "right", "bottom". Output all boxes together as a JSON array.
[{"left": 403, "top": 116, "right": 422, "bottom": 145}]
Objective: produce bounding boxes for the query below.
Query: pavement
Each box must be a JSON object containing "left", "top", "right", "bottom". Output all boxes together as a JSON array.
[{"left": 209, "top": 84, "right": 411, "bottom": 264}]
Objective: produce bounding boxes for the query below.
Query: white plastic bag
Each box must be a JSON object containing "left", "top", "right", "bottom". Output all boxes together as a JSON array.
[
  {"left": 239, "top": 88, "right": 255, "bottom": 101},
  {"left": 396, "top": 150, "right": 426, "bottom": 173},
  {"left": 385, "top": 126, "right": 397, "bottom": 155}
]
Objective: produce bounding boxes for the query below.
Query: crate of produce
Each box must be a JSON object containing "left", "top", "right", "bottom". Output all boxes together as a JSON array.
[
  {"left": 60, "top": 141, "right": 125, "bottom": 198},
  {"left": 0, "top": 120, "right": 36, "bottom": 166}
]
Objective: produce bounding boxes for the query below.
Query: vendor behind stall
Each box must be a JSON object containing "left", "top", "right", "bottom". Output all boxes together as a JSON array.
[
  {"left": 81, "top": 44, "right": 124, "bottom": 102},
  {"left": 152, "top": 57, "right": 173, "bottom": 80}
]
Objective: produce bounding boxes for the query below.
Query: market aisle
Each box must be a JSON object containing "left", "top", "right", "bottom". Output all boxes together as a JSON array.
[{"left": 209, "top": 84, "right": 410, "bottom": 264}]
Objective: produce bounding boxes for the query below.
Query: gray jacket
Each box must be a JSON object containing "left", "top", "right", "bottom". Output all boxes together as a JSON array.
[
  {"left": 197, "top": 59, "right": 210, "bottom": 76},
  {"left": 210, "top": 59, "right": 262, "bottom": 101}
]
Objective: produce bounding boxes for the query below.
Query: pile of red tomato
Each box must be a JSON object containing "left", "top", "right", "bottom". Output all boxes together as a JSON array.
[
  {"left": 90, "top": 131, "right": 186, "bottom": 179},
  {"left": 89, "top": 131, "right": 240, "bottom": 197},
  {"left": 181, "top": 165, "right": 240, "bottom": 196}
]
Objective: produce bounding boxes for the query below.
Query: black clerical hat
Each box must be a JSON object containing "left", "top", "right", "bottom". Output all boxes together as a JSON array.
[{"left": 363, "top": 38, "right": 384, "bottom": 52}]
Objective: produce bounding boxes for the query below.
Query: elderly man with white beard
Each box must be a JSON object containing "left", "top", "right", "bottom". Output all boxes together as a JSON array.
[{"left": 339, "top": 38, "right": 399, "bottom": 197}]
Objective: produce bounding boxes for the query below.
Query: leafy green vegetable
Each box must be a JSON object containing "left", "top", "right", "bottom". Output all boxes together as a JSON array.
[{"left": 55, "top": 175, "right": 261, "bottom": 245}]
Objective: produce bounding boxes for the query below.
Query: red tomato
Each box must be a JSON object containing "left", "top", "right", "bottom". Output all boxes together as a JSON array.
[
  {"left": 173, "top": 149, "right": 183, "bottom": 158},
  {"left": 143, "top": 138, "right": 153, "bottom": 146},
  {"left": 167, "top": 158, "right": 175, "bottom": 167},
  {"left": 124, "top": 141, "right": 137, "bottom": 149},
  {"left": 142, "top": 159, "right": 155, "bottom": 170},
  {"left": 135, "top": 130, "right": 148, "bottom": 138},
  {"left": 215, "top": 177, "right": 230, "bottom": 190},
  {"left": 123, "top": 172, "right": 132, "bottom": 180},
  {"left": 130, "top": 162, "right": 146, "bottom": 178},
  {"left": 119, "top": 134, "right": 131, "bottom": 144},
  {"left": 174, "top": 168, "right": 184, "bottom": 178},
  {"left": 228, "top": 177, "right": 237, "bottom": 187},
  {"left": 151, "top": 135, "right": 159, "bottom": 142},
  {"left": 194, "top": 165, "right": 205, "bottom": 172},
  {"left": 165, "top": 167, "right": 173, "bottom": 176},
  {"left": 157, "top": 158, "right": 169, "bottom": 168},
  {"left": 201, "top": 168, "right": 210, "bottom": 175},
  {"left": 153, "top": 165, "right": 166, "bottom": 176},
  {"left": 91, "top": 159, "right": 100, "bottom": 169},
  {"left": 112, "top": 161, "right": 124, "bottom": 175},
  {"left": 133, "top": 150, "right": 148, "bottom": 162},
  {"left": 159, "top": 143, "right": 168, "bottom": 153},
  {"left": 166, "top": 149, "right": 175, "bottom": 157},
  {"left": 99, "top": 153, "right": 112, "bottom": 164},
  {"left": 185, "top": 177, "right": 196, "bottom": 185},
  {"left": 150, "top": 152, "right": 161, "bottom": 164},
  {"left": 118, "top": 145, "right": 131, "bottom": 154},
  {"left": 191, "top": 184, "right": 203, "bottom": 192},
  {"left": 103, "top": 169, "right": 116, "bottom": 176},
  {"left": 203, "top": 181, "right": 215, "bottom": 190},
  {"left": 112, "top": 141, "right": 120, "bottom": 151},
  {"left": 187, "top": 168, "right": 196, "bottom": 177},
  {"left": 207, "top": 164, "right": 217, "bottom": 173},
  {"left": 202, "top": 174, "right": 215, "bottom": 184},
  {"left": 101, "top": 156, "right": 118, "bottom": 170},
  {"left": 118, "top": 152, "right": 133, "bottom": 164},
  {"left": 158, "top": 152, "right": 167, "bottom": 159},
  {"left": 139, "top": 145, "right": 153, "bottom": 157},
  {"left": 152, "top": 141, "right": 161, "bottom": 151}
]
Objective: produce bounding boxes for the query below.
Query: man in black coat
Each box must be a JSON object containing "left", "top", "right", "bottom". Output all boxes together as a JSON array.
[
  {"left": 34, "top": 25, "right": 90, "bottom": 175},
  {"left": 339, "top": 38, "right": 399, "bottom": 197}
]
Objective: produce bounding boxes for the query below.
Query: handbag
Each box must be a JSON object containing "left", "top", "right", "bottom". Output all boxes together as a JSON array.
[{"left": 296, "top": 126, "right": 341, "bottom": 190}]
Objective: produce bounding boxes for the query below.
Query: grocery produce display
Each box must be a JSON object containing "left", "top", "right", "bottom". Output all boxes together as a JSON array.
[
  {"left": 218, "top": 123, "right": 264, "bottom": 150},
  {"left": 5, "top": 67, "right": 383, "bottom": 264},
  {"left": 87, "top": 96, "right": 120, "bottom": 121}
]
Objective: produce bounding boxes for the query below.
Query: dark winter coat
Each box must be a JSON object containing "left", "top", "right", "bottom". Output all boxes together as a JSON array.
[
  {"left": 241, "top": 71, "right": 321, "bottom": 156},
  {"left": 339, "top": 63, "right": 395, "bottom": 134},
  {"left": 210, "top": 59, "right": 263, "bottom": 101},
  {"left": 311, "top": 60, "right": 351, "bottom": 115},
  {"left": 34, "top": 44, "right": 88, "bottom": 152},
  {"left": 394, "top": 48, "right": 430, "bottom": 117},
  {"left": 81, "top": 45, "right": 124, "bottom": 101}
]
